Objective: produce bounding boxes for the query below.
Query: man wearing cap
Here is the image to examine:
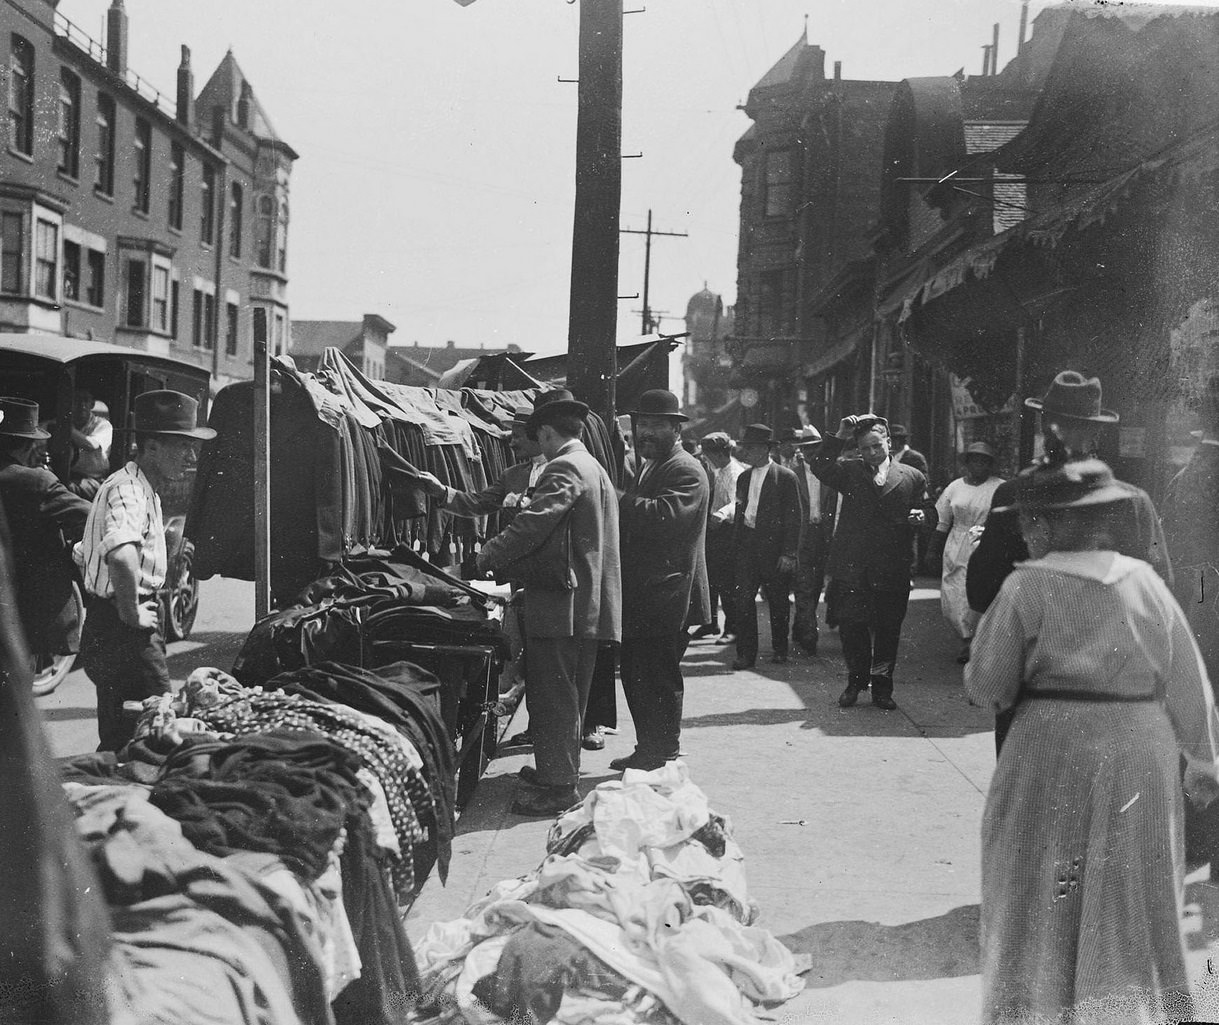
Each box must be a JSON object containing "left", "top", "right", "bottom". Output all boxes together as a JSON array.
[
  {"left": 0, "top": 397, "right": 91, "bottom": 665},
  {"left": 790, "top": 426, "right": 838, "bottom": 656},
  {"left": 610, "top": 390, "right": 709, "bottom": 772},
  {"left": 967, "top": 370, "right": 1171, "bottom": 753},
  {"left": 697, "top": 431, "right": 744, "bottom": 641},
  {"left": 476, "top": 389, "right": 621, "bottom": 816},
  {"left": 807, "top": 414, "right": 928, "bottom": 710},
  {"left": 76, "top": 390, "right": 215, "bottom": 752},
  {"left": 731, "top": 423, "right": 801, "bottom": 669}
]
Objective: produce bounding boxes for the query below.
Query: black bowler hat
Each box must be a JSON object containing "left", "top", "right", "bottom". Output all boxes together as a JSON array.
[
  {"left": 996, "top": 458, "right": 1128, "bottom": 513},
  {"left": 738, "top": 423, "right": 775, "bottom": 446},
  {"left": 1024, "top": 371, "right": 1119, "bottom": 423},
  {"left": 628, "top": 389, "right": 688, "bottom": 421},
  {"left": 131, "top": 390, "right": 216, "bottom": 440},
  {"left": 0, "top": 397, "right": 50, "bottom": 439},
  {"left": 526, "top": 388, "right": 589, "bottom": 429}
]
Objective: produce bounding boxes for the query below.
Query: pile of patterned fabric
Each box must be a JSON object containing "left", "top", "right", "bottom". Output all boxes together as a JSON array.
[{"left": 413, "top": 762, "right": 809, "bottom": 1025}]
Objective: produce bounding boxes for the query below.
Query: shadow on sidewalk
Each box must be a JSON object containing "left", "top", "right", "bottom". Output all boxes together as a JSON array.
[{"left": 781, "top": 904, "right": 980, "bottom": 986}]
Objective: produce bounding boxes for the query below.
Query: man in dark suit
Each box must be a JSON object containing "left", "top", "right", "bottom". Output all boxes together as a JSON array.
[
  {"left": 889, "top": 424, "right": 932, "bottom": 574},
  {"left": 731, "top": 423, "right": 801, "bottom": 670},
  {"left": 808, "top": 414, "right": 928, "bottom": 710},
  {"left": 790, "top": 426, "right": 837, "bottom": 656},
  {"left": 477, "top": 389, "right": 621, "bottom": 816},
  {"left": 967, "top": 370, "right": 1172, "bottom": 753},
  {"left": 1162, "top": 372, "right": 1219, "bottom": 686},
  {"left": 610, "top": 390, "right": 709, "bottom": 771},
  {"left": 697, "top": 432, "right": 744, "bottom": 641},
  {"left": 0, "top": 397, "right": 91, "bottom": 662}
]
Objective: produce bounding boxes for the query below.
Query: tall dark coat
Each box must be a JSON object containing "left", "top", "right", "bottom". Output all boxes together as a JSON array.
[
  {"left": 0, "top": 458, "right": 90, "bottom": 653},
  {"left": 619, "top": 445, "right": 710, "bottom": 637},
  {"left": 732, "top": 461, "right": 801, "bottom": 573},
  {"left": 808, "top": 436, "right": 927, "bottom": 591}
]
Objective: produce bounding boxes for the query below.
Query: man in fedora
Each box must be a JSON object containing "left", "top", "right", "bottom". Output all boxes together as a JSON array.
[
  {"left": 967, "top": 369, "right": 1171, "bottom": 752},
  {"left": 731, "top": 423, "right": 801, "bottom": 669},
  {"left": 698, "top": 431, "right": 744, "bottom": 641},
  {"left": 610, "top": 389, "right": 709, "bottom": 772},
  {"left": 807, "top": 414, "right": 928, "bottom": 709},
  {"left": 790, "top": 426, "right": 838, "bottom": 656},
  {"left": 0, "top": 397, "right": 91, "bottom": 665},
  {"left": 76, "top": 390, "right": 216, "bottom": 752},
  {"left": 476, "top": 389, "right": 621, "bottom": 816}
]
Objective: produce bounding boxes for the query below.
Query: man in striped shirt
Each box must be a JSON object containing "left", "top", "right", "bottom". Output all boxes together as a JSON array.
[{"left": 76, "top": 391, "right": 215, "bottom": 751}]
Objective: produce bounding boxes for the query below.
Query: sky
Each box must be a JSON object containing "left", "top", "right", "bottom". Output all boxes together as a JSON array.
[{"left": 58, "top": 0, "right": 1217, "bottom": 366}]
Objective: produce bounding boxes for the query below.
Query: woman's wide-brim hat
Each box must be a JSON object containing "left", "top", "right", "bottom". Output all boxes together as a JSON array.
[
  {"left": 0, "top": 396, "right": 50, "bottom": 439},
  {"left": 995, "top": 458, "right": 1129, "bottom": 513},
  {"left": 628, "top": 388, "right": 688, "bottom": 421},
  {"left": 738, "top": 423, "right": 775, "bottom": 446},
  {"left": 526, "top": 388, "right": 589, "bottom": 428},
  {"left": 963, "top": 441, "right": 996, "bottom": 460},
  {"left": 1024, "top": 371, "right": 1119, "bottom": 423},
  {"left": 130, "top": 390, "right": 217, "bottom": 440}
]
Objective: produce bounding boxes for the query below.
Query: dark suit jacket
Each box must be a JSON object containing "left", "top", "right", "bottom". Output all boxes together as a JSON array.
[
  {"left": 619, "top": 446, "right": 710, "bottom": 638},
  {"left": 809, "top": 436, "right": 927, "bottom": 591},
  {"left": 477, "top": 439, "right": 621, "bottom": 641},
  {"left": 896, "top": 446, "right": 929, "bottom": 479},
  {"left": 0, "top": 459, "right": 90, "bottom": 652},
  {"left": 732, "top": 461, "right": 801, "bottom": 575},
  {"left": 792, "top": 454, "right": 838, "bottom": 555},
  {"left": 442, "top": 459, "right": 537, "bottom": 534},
  {"left": 966, "top": 459, "right": 1172, "bottom": 613}
]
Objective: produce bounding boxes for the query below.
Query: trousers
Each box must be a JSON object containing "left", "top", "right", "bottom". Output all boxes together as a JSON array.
[
  {"left": 80, "top": 595, "right": 171, "bottom": 752},
  {"left": 525, "top": 635, "right": 599, "bottom": 788},
  {"left": 792, "top": 523, "right": 829, "bottom": 651},
  {"left": 837, "top": 585, "right": 910, "bottom": 699},
  {"left": 620, "top": 630, "right": 686, "bottom": 761},
  {"left": 734, "top": 543, "right": 792, "bottom": 664}
]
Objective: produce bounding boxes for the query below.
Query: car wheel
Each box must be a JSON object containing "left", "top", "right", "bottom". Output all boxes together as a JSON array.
[
  {"left": 32, "top": 582, "right": 84, "bottom": 697},
  {"left": 164, "top": 540, "right": 199, "bottom": 641}
]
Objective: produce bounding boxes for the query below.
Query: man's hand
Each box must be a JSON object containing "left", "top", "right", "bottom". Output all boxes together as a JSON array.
[
  {"left": 907, "top": 509, "right": 926, "bottom": 526},
  {"left": 121, "top": 598, "right": 160, "bottom": 631},
  {"left": 416, "top": 471, "right": 447, "bottom": 498},
  {"left": 836, "top": 416, "right": 856, "bottom": 440},
  {"left": 777, "top": 555, "right": 797, "bottom": 576}
]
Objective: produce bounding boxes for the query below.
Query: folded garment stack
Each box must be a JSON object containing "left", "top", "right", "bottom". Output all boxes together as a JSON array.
[{"left": 413, "top": 762, "right": 809, "bottom": 1025}]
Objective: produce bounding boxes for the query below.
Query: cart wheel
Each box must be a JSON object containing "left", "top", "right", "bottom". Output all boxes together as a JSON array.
[
  {"left": 32, "top": 581, "right": 84, "bottom": 697},
  {"left": 164, "top": 540, "right": 199, "bottom": 641}
]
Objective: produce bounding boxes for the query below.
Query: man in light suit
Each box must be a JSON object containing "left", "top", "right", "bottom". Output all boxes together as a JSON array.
[
  {"left": 610, "top": 390, "right": 709, "bottom": 772},
  {"left": 809, "top": 414, "right": 928, "bottom": 710},
  {"left": 731, "top": 423, "right": 801, "bottom": 670},
  {"left": 790, "top": 426, "right": 837, "bottom": 657},
  {"left": 477, "top": 389, "right": 621, "bottom": 817}
]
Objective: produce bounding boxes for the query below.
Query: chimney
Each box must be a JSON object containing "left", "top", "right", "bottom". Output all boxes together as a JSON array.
[
  {"left": 210, "top": 105, "right": 225, "bottom": 149},
  {"left": 237, "top": 80, "right": 252, "bottom": 130},
  {"left": 106, "top": 0, "right": 127, "bottom": 77},
  {"left": 1018, "top": 0, "right": 1030, "bottom": 53},
  {"left": 992, "top": 22, "right": 1000, "bottom": 74},
  {"left": 176, "top": 45, "right": 194, "bottom": 127},
  {"left": 833, "top": 60, "right": 841, "bottom": 82}
]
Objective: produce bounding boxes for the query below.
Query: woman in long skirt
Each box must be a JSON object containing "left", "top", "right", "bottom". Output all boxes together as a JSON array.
[
  {"left": 965, "top": 459, "right": 1219, "bottom": 1025},
  {"left": 929, "top": 441, "right": 1003, "bottom": 664}
]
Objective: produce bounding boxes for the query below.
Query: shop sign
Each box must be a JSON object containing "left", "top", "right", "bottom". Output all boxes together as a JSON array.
[{"left": 951, "top": 375, "right": 1014, "bottom": 419}]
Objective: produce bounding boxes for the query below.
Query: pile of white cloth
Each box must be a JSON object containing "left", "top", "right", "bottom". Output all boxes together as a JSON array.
[{"left": 414, "top": 761, "right": 808, "bottom": 1025}]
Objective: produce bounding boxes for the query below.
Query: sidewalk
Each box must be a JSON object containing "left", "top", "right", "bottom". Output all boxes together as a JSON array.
[{"left": 406, "top": 583, "right": 1219, "bottom": 1024}]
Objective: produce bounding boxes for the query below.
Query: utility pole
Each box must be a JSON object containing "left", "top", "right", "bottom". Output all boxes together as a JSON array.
[
  {"left": 566, "top": 0, "right": 623, "bottom": 428},
  {"left": 621, "top": 209, "right": 687, "bottom": 335}
]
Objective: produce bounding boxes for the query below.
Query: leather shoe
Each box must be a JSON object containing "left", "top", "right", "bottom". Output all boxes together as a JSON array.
[
  {"left": 838, "top": 685, "right": 863, "bottom": 708},
  {"left": 690, "top": 624, "right": 718, "bottom": 639},
  {"left": 510, "top": 788, "right": 581, "bottom": 817},
  {"left": 504, "top": 729, "right": 533, "bottom": 748},
  {"left": 517, "top": 764, "right": 557, "bottom": 787},
  {"left": 608, "top": 752, "right": 665, "bottom": 772},
  {"left": 731, "top": 657, "right": 756, "bottom": 671},
  {"left": 581, "top": 726, "right": 605, "bottom": 751},
  {"left": 716, "top": 633, "right": 736, "bottom": 645},
  {"left": 872, "top": 694, "right": 898, "bottom": 711}
]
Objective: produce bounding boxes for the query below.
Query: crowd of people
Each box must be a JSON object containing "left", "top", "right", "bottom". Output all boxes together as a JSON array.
[{"left": 3, "top": 365, "right": 1218, "bottom": 1022}]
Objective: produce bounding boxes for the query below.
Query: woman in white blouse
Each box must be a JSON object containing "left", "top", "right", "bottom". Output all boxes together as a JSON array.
[
  {"left": 929, "top": 441, "right": 1004, "bottom": 663},
  {"left": 965, "top": 459, "right": 1219, "bottom": 1025}
]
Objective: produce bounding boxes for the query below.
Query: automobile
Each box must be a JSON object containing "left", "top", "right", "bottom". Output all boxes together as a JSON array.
[{"left": 0, "top": 334, "right": 211, "bottom": 694}]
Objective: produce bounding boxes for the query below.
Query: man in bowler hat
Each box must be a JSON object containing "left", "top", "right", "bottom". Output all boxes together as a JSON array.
[
  {"left": 76, "top": 390, "right": 216, "bottom": 751},
  {"left": 790, "top": 426, "right": 838, "bottom": 656},
  {"left": 611, "top": 389, "right": 709, "bottom": 771},
  {"left": 967, "top": 370, "right": 1172, "bottom": 753},
  {"left": 731, "top": 424, "right": 801, "bottom": 669},
  {"left": 476, "top": 389, "right": 621, "bottom": 816},
  {"left": 807, "top": 414, "right": 928, "bottom": 709}
]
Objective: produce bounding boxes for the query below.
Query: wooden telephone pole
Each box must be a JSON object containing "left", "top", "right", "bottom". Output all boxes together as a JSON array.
[
  {"left": 565, "top": 0, "right": 623, "bottom": 428},
  {"left": 621, "top": 209, "right": 687, "bottom": 335}
]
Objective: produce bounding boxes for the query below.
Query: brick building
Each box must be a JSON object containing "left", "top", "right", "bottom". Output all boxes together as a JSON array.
[{"left": 0, "top": 0, "right": 295, "bottom": 387}]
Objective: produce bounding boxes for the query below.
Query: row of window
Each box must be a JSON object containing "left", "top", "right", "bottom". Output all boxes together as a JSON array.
[
  {"left": 122, "top": 261, "right": 240, "bottom": 357},
  {"left": 8, "top": 33, "right": 287, "bottom": 271}
]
